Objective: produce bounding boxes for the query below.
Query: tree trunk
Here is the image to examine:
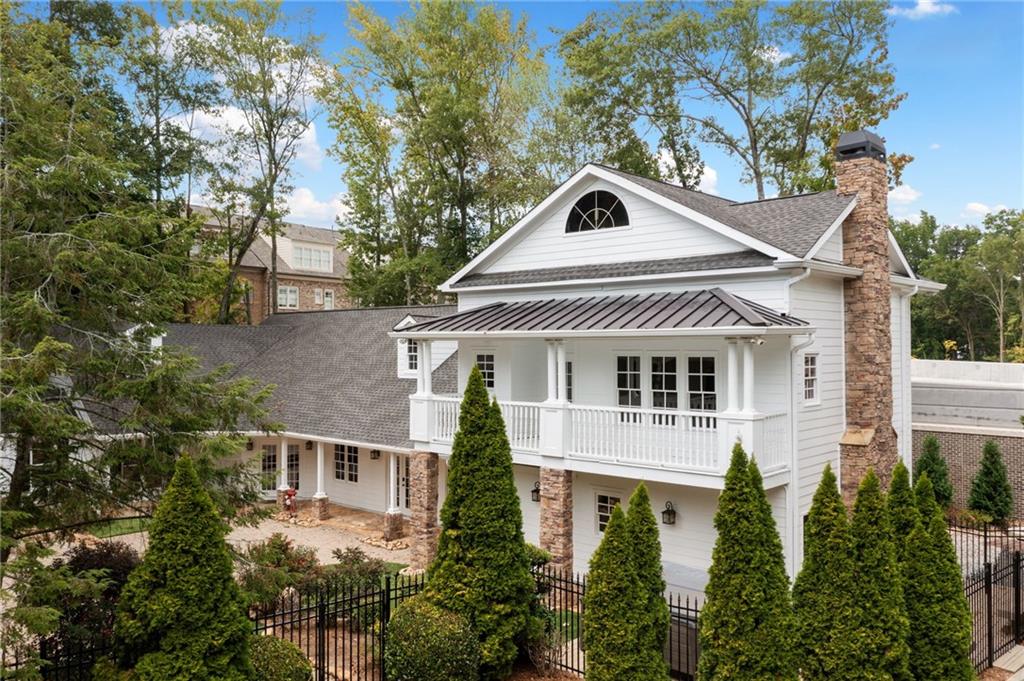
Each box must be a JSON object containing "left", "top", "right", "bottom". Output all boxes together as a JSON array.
[
  {"left": 217, "top": 267, "right": 241, "bottom": 324},
  {"left": 1, "top": 436, "right": 33, "bottom": 563},
  {"left": 270, "top": 226, "right": 279, "bottom": 316}
]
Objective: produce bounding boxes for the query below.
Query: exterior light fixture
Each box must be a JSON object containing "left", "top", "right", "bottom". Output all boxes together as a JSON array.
[
  {"left": 245, "top": 439, "right": 254, "bottom": 451},
  {"left": 531, "top": 481, "right": 541, "bottom": 503},
  {"left": 370, "top": 449, "right": 382, "bottom": 460},
  {"left": 305, "top": 440, "right": 313, "bottom": 451},
  {"left": 661, "top": 501, "right": 677, "bottom": 525}
]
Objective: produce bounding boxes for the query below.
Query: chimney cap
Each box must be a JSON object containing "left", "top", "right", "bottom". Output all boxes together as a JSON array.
[{"left": 835, "top": 130, "right": 886, "bottom": 162}]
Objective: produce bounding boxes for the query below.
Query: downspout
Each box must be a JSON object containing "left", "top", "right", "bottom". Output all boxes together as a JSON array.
[
  {"left": 783, "top": 265, "right": 813, "bottom": 315},
  {"left": 897, "top": 284, "right": 920, "bottom": 471},
  {"left": 787, "top": 330, "right": 815, "bottom": 574}
]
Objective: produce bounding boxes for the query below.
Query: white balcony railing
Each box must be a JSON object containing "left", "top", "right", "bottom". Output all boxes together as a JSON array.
[{"left": 433, "top": 395, "right": 541, "bottom": 453}]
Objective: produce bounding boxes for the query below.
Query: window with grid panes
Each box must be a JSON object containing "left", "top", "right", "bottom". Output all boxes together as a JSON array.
[
  {"left": 803, "top": 353, "right": 819, "bottom": 403},
  {"left": 476, "top": 354, "right": 495, "bottom": 388},
  {"left": 261, "top": 445, "right": 277, "bottom": 491},
  {"left": 596, "top": 493, "right": 621, "bottom": 532},
  {"left": 687, "top": 356, "right": 717, "bottom": 411},
  {"left": 334, "top": 444, "right": 345, "bottom": 480},
  {"left": 287, "top": 445, "right": 300, "bottom": 490},
  {"left": 346, "top": 446, "right": 359, "bottom": 483}
]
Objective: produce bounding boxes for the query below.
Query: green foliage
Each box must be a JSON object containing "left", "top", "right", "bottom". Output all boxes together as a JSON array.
[
  {"left": 112, "top": 457, "right": 252, "bottom": 680},
  {"left": 849, "top": 470, "right": 911, "bottom": 681},
  {"left": 237, "top": 533, "right": 323, "bottom": 614},
  {"left": 384, "top": 595, "right": 480, "bottom": 681},
  {"left": 915, "top": 436, "right": 954, "bottom": 509},
  {"left": 793, "top": 465, "right": 860, "bottom": 680},
  {"left": 524, "top": 543, "right": 552, "bottom": 569},
  {"left": 697, "top": 444, "right": 797, "bottom": 680},
  {"left": 250, "top": 636, "right": 313, "bottom": 681},
  {"left": 425, "top": 367, "right": 535, "bottom": 680},
  {"left": 968, "top": 440, "right": 1014, "bottom": 522},
  {"left": 888, "top": 461, "right": 918, "bottom": 565},
  {"left": 624, "top": 483, "right": 670, "bottom": 679},
  {"left": 905, "top": 475, "right": 974, "bottom": 681}
]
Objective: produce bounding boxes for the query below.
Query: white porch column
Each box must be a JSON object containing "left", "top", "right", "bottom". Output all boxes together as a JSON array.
[
  {"left": 314, "top": 441, "right": 326, "bottom": 498},
  {"left": 421, "top": 340, "right": 433, "bottom": 395},
  {"left": 277, "top": 436, "right": 289, "bottom": 490},
  {"left": 545, "top": 340, "right": 558, "bottom": 402},
  {"left": 556, "top": 342, "right": 568, "bottom": 403},
  {"left": 742, "top": 341, "right": 756, "bottom": 415},
  {"left": 726, "top": 340, "right": 739, "bottom": 413},
  {"left": 384, "top": 451, "right": 403, "bottom": 541}
]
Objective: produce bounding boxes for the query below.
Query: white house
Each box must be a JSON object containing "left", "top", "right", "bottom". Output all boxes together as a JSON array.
[{"left": 392, "top": 130, "right": 942, "bottom": 590}]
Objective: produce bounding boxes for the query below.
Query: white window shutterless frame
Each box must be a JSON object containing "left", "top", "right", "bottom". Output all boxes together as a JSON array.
[{"left": 323, "top": 290, "right": 334, "bottom": 310}]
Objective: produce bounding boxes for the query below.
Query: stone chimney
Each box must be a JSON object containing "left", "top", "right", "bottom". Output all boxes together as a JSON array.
[{"left": 835, "top": 130, "right": 898, "bottom": 504}]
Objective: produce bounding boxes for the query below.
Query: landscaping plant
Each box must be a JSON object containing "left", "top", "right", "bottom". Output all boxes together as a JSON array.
[
  {"left": 792, "top": 465, "right": 860, "bottom": 680},
  {"left": 905, "top": 475, "right": 974, "bottom": 681},
  {"left": 250, "top": 636, "right": 313, "bottom": 681},
  {"left": 624, "top": 483, "right": 670, "bottom": 679},
  {"left": 385, "top": 595, "right": 480, "bottom": 681},
  {"left": 849, "top": 470, "right": 911, "bottom": 681},
  {"left": 425, "top": 367, "right": 535, "bottom": 680},
  {"left": 887, "top": 461, "right": 918, "bottom": 565},
  {"left": 968, "top": 440, "right": 1014, "bottom": 522},
  {"left": 111, "top": 456, "right": 252, "bottom": 680},
  {"left": 914, "top": 435, "right": 953, "bottom": 508},
  {"left": 697, "top": 444, "right": 797, "bottom": 680},
  {"left": 237, "top": 533, "right": 323, "bottom": 615}
]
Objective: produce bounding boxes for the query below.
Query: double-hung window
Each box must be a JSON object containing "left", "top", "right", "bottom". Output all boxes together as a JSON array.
[
  {"left": 616, "top": 355, "right": 641, "bottom": 422},
  {"left": 651, "top": 355, "right": 678, "bottom": 425},
  {"left": 277, "top": 286, "right": 299, "bottom": 309},
  {"left": 333, "top": 445, "right": 358, "bottom": 482},
  {"left": 407, "top": 340, "right": 419, "bottom": 371},
  {"left": 687, "top": 356, "right": 717, "bottom": 429},
  {"left": 260, "top": 445, "right": 277, "bottom": 492},
  {"left": 476, "top": 354, "right": 495, "bottom": 389},
  {"left": 287, "top": 444, "right": 300, "bottom": 490},
  {"left": 803, "top": 353, "right": 819, "bottom": 404},
  {"left": 334, "top": 444, "right": 345, "bottom": 480}
]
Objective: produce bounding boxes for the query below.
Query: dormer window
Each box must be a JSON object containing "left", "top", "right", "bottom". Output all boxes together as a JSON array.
[
  {"left": 565, "top": 190, "right": 629, "bottom": 233},
  {"left": 293, "top": 245, "right": 332, "bottom": 272}
]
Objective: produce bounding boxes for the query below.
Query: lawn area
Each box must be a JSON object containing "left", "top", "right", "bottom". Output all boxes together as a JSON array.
[
  {"left": 88, "top": 517, "right": 151, "bottom": 538},
  {"left": 553, "top": 609, "right": 580, "bottom": 641}
]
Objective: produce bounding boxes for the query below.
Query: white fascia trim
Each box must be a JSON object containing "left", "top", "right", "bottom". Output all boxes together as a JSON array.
[
  {"left": 391, "top": 325, "right": 815, "bottom": 340},
  {"left": 912, "top": 422, "right": 1024, "bottom": 439},
  {"left": 447, "top": 265, "right": 784, "bottom": 294},
  {"left": 803, "top": 196, "right": 858, "bottom": 261},
  {"left": 773, "top": 259, "right": 863, "bottom": 278},
  {"left": 892, "top": 274, "right": 944, "bottom": 292},
  {"left": 439, "top": 165, "right": 794, "bottom": 292},
  {"left": 888, "top": 231, "right": 916, "bottom": 279},
  {"left": 245, "top": 431, "right": 415, "bottom": 454}
]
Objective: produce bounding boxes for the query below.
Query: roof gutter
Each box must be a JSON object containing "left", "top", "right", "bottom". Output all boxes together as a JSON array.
[
  {"left": 773, "top": 259, "right": 863, "bottom": 278},
  {"left": 390, "top": 325, "right": 815, "bottom": 340}
]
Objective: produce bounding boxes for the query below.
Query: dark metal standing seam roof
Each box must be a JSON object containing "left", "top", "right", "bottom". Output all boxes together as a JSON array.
[{"left": 397, "top": 289, "right": 807, "bottom": 334}]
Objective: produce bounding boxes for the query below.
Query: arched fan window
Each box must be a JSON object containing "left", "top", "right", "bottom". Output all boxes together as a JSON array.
[{"left": 565, "top": 190, "right": 629, "bottom": 233}]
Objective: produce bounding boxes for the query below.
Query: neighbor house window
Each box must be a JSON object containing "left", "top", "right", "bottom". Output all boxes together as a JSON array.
[
  {"left": 803, "top": 353, "right": 819, "bottom": 404},
  {"left": 261, "top": 445, "right": 277, "bottom": 492},
  {"left": 565, "top": 190, "right": 629, "bottom": 233},
  {"left": 687, "top": 357, "right": 717, "bottom": 411},
  {"left": 323, "top": 290, "right": 334, "bottom": 310},
  {"left": 346, "top": 446, "right": 359, "bottom": 483},
  {"left": 476, "top": 354, "right": 495, "bottom": 388},
  {"left": 278, "top": 286, "right": 299, "bottom": 309},
  {"left": 287, "top": 444, "right": 300, "bottom": 490},
  {"left": 314, "top": 288, "right": 323, "bottom": 304},
  {"left": 407, "top": 340, "right": 419, "bottom": 371},
  {"left": 596, "top": 493, "right": 621, "bottom": 532},
  {"left": 294, "top": 245, "right": 332, "bottom": 272}
]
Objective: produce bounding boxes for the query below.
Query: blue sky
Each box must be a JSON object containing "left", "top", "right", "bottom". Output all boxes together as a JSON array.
[{"left": 257, "top": 0, "right": 1023, "bottom": 229}]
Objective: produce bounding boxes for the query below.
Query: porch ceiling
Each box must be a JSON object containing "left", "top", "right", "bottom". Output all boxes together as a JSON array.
[{"left": 394, "top": 288, "right": 810, "bottom": 338}]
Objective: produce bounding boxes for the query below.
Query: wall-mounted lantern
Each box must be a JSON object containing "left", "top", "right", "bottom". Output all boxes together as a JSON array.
[
  {"left": 661, "top": 501, "right": 677, "bottom": 525},
  {"left": 245, "top": 439, "right": 254, "bottom": 451},
  {"left": 531, "top": 481, "right": 541, "bottom": 503},
  {"left": 305, "top": 440, "right": 314, "bottom": 451},
  {"left": 370, "top": 449, "right": 382, "bottom": 460}
]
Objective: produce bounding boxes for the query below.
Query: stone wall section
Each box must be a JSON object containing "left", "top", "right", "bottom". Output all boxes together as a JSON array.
[
  {"left": 409, "top": 450, "right": 440, "bottom": 570},
  {"left": 912, "top": 429, "right": 1024, "bottom": 519},
  {"left": 539, "top": 468, "right": 573, "bottom": 572}
]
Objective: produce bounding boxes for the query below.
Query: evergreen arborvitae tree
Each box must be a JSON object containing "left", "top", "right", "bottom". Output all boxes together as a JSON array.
[
  {"left": 113, "top": 456, "right": 252, "bottom": 680},
  {"left": 623, "top": 483, "right": 670, "bottom": 679},
  {"left": 915, "top": 435, "right": 954, "bottom": 508},
  {"left": 968, "top": 440, "right": 1014, "bottom": 522},
  {"left": 583, "top": 504, "right": 649, "bottom": 681},
  {"left": 793, "top": 465, "right": 860, "bottom": 681},
  {"left": 905, "top": 475, "right": 974, "bottom": 681},
  {"left": 849, "top": 470, "right": 911, "bottom": 681},
  {"left": 425, "top": 367, "right": 534, "bottom": 680},
  {"left": 888, "top": 461, "right": 918, "bottom": 566},
  {"left": 697, "top": 444, "right": 797, "bottom": 680}
]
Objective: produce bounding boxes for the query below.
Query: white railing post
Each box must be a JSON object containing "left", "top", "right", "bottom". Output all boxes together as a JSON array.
[
  {"left": 545, "top": 340, "right": 558, "bottom": 402},
  {"left": 422, "top": 340, "right": 433, "bottom": 395},
  {"left": 726, "top": 340, "right": 740, "bottom": 413},
  {"left": 314, "top": 441, "right": 326, "bottom": 499},
  {"left": 742, "top": 340, "right": 757, "bottom": 415}
]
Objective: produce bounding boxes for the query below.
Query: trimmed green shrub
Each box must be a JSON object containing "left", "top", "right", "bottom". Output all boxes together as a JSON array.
[
  {"left": 425, "top": 367, "right": 534, "bottom": 680},
  {"left": 968, "top": 440, "right": 1013, "bottom": 522},
  {"left": 384, "top": 595, "right": 480, "bottom": 681},
  {"left": 237, "top": 533, "right": 323, "bottom": 614},
  {"left": 697, "top": 444, "right": 797, "bottom": 680},
  {"left": 112, "top": 456, "right": 252, "bottom": 680},
  {"left": 849, "top": 469, "right": 911, "bottom": 681},
  {"left": 887, "top": 461, "right": 918, "bottom": 566},
  {"left": 525, "top": 543, "right": 551, "bottom": 569},
  {"left": 793, "top": 464, "right": 860, "bottom": 680},
  {"left": 915, "top": 435, "right": 953, "bottom": 508},
  {"left": 905, "top": 475, "right": 974, "bottom": 681},
  {"left": 250, "top": 636, "right": 312, "bottom": 681},
  {"left": 583, "top": 504, "right": 651, "bottom": 681},
  {"left": 624, "top": 483, "right": 669, "bottom": 679}
]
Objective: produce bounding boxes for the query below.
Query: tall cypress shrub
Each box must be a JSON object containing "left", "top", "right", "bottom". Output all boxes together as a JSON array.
[
  {"left": 793, "top": 465, "right": 860, "bottom": 681},
  {"left": 697, "top": 444, "right": 797, "bottom": 680},
  {"left": 968, "top": 440, "right": 1013, "bottom": 522},
  {"left": 888, "top": 461, "right": 918, "bottom": 566},
  {"left": 905, "top": 475, "right": 974, "bottom": 681},
  {"left": 914, "top": 435, "right": 953, "bottom": 508},
  {"left": 113, "top": 456, "right": 251, "bottom": 680},
  {"left": 425, "top": 367, "right": 534, "bottom": 681},
  {"left": 623, "top": 483, "right": 669, "bottom": 679},
  {"left": 583, "top": 504, "right": 649, "bottom": 681},
  {"left": 849, "top": 470, "right": 911, "bottom": 681}
]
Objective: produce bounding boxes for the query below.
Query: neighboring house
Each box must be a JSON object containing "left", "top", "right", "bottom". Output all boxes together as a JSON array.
[
  {"left": 392, "top": 130, "right": 943, "bottom": 590},
  {"left": 911, "top": 359, "right": 1024, "bottom": 517}
]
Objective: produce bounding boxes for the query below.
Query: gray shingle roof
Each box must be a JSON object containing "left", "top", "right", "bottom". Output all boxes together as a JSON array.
[
  {"left": 452, "top": 251, "right": 773, "bottom": 289},
  {"left": 164, "top": 305, "right": 457, "bottom": 449},
  {"left": 399, "top": 289, "right": 807, "bottom": 335}
]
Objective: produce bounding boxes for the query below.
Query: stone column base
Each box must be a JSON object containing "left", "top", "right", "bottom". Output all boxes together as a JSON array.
[
  {"left": 312, "top": 495, "right": 330, "bottom": 520},
  {"left": 840, "top": 425, "right": 899, "bottom": 506},
  {"left": 276, "top": 489, "right": 288, "bottom": 511},
  {"left": 539, "top": 468, "right": 573, "bottom": 573},
  {"left": 409, "top": 451, "right": 440, "bottom": 570},
  {"left": 383, "top": 511, "right": 404, "bottom": 541}
]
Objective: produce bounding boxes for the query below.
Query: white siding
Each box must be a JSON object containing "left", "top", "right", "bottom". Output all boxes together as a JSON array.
[
  {"left": 514, "top": 464, "right": 541, "bottom": 546},
  {"left": 789, "top": 275, "right": 846, "bottom": 513},
  {"left": 891, "top": 292, "right": 909, "bottom": 466},
  {"left": 480, "top": 177, "right": 746, "bottom": 274},
  {"left": 815, "top": 228, "right": 843, "bottom": 262}
]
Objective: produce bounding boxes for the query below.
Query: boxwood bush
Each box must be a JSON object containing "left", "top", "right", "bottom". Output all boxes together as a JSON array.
[
  {"left": 384, "top": 595, "right": 480, "bottom": 681},
  {"left": 250, "top": 636, "right": 312, "bottom": 681}
]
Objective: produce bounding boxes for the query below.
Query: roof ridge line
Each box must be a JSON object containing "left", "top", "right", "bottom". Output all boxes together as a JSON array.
[
  {"left": 708, "top": 287, "right": 769, "bottom": 326},
  {"left": 727, "top": 190, "right": 829, "bottom": 206},
  {"left": 591, "top": 163, "right": 736, "bottom": 203}
]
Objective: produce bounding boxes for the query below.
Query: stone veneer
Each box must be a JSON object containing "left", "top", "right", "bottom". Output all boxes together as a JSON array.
[
  {"left": 837, "top": 149, "right": 900, "bottom": 504},
  {"left": 539, "top": 468, "right": 573, "bottom": 572},
  {"left": 409, "top": 451, "right": 440, "bottom": 570},
  {"left": 383, "top": 511, "right": 404, "bottom": 541},
  {"left": 312, "top": 495, "right": 330, "bottom": 520}
]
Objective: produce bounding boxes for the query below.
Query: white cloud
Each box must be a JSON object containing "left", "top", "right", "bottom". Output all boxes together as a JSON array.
[
  {"left": 963, "top": 201, "right": 1009, "bottom": 218},
  {"left": 888, "top": 0, "right": 957, "bottom": 20},
  {"left": 284, "top": 187, "right": 347, "bottom": 226},
  {"left": 929, "top": 143, "right": 942, "bottom": 150},
  {"left": 757, "top": 45, "right": 792, "bottom": 65},
  {"left": 888, "top": 184, "right": 922, "bottom": 206},
  {"left": 697, "top": 165, "right": 719, "bottom": 194}
]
